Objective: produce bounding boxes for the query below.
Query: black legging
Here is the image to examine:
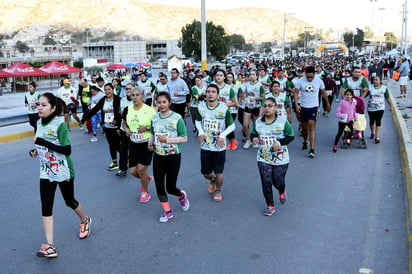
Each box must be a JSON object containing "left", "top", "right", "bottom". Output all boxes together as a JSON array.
[
  {"left": 28, "top": 113, "right": 39, "bottom": 133},
  {"left": 227, "top": 113, "right": 237, "bottom": 140},
  {"left": 40, "top": 178, "right": 79, "bottom": 216},
  {"left": 153, "top": 153, "right": 182, "bottom": 202},
  {"left": 171, "top": 103, "right": 186, "bottom": 119},
  {"left": 105, "top": 127, "right": 120, "bottom": 160},
  {"left": 119, "top": 130, "right": 129, "bottom": 171},
  {"left": 322, "top": 95, "right": 333, "bottom": 112},
  {"left": 257, "top": 162, "right": 288, "bottom": 207},
  {"left": 368, "top": 110, "right": 384, "bottom": 127},
  {"left": 333, "top": 121, "right": 354, "bottom": 145}
]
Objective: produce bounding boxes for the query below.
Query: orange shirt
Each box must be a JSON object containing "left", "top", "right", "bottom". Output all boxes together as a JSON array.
[{"left": 360, "top": 68, "right": 369, "bottom": 82}]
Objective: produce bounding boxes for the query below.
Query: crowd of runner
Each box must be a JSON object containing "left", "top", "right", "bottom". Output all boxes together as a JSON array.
[{"left": 27, "top": 53, "right": 411, "bottom": 257}]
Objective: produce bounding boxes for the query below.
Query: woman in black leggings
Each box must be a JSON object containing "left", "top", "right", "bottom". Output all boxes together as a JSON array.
[
  {"left": 149, "top": 92, "right": 189, "bottom": 223},
  {"left": 30, "top": 92, "right": 91, "bottom": 258}
]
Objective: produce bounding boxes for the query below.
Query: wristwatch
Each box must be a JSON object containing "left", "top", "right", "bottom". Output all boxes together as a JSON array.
[{"left": 146, "top": 126, "right": 150, "bottom": 130}]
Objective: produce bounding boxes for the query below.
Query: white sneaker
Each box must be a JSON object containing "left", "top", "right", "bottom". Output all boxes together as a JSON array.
[
  {"left": 252, "top": 142, "right": 259, "bottom": 148},
  {"left": 243, "top": 140, "right": 252, "bottom": 149},
  {"left": 89, "top": 136, "right": 98, "bottom": 142}
]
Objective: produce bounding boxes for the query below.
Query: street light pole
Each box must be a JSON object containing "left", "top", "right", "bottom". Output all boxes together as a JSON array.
[
  {"left": 378, "top": 8, "right": 385, "bottom": 38},
  {"left": 282, "top": 13, "right": 295, "bottom": 60}
]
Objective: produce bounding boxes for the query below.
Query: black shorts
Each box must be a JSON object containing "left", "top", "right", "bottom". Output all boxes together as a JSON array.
[
  {"left": 300, "top": 106, "right": 318, "bottom": 122},
  {"left": 129, "top": 141, "right": 153, "bottom": 167},
  {"left": 200, "top": 149, "right": 226, "bottom": 174},
  {"left": 67, "top": 103, "right": 77, "bottom": 114},
  {"left": 244, "top": 107, "right": 260, "bottom": 116}
]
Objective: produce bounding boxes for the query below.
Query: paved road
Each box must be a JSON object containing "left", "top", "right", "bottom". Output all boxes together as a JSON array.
[{"left": 0, "top": 101, "right": 407, "bottom": 273}]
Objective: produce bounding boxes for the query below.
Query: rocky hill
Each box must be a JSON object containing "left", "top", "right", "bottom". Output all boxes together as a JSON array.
[{"left": 1, "top": 0, "right": 311, "bottom": 43}]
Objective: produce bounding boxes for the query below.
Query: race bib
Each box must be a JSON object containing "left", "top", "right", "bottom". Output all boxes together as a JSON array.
[
  {"left": 326, "top": 90, "right": 333, "bottom": 96},
  {"left": 104, "top": 112, "right": 114, "bottom": 124},
  {"left": 335, "top": 80, "right": 341, "bottom": 85},
  {"left": 130, "top": 131, "right": 144, "bottom": 143},
  {"left": 340, "top": 113, "right": 348, "bottom": 123},
  {"left": 354, "top": 89, "right": 361, "bottom": 97},
  {"left": 371, "top": 72, "right": 376, "bottom": 77},
  {"left": 154, "top": 132, "right": 170, "bottom": 145},
  {"left": 204, "top": 119, "right": 219, "bottom": 132},
  {"left": 260, "top": 135, "right": 277, "bottom": 148}
]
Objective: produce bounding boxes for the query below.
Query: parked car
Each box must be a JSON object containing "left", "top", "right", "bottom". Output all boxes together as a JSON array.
[{"left": 152, "top": 62, "right": 161, "bottom": 69}]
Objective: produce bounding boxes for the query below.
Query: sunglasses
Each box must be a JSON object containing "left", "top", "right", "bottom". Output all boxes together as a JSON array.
[{"left": 125, "top": 88, "right": 132, "bottom": 90}]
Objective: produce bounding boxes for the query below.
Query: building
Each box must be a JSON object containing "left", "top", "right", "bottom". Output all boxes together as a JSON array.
[{"left": 82, "top": 39, "right": 182, "bottom": 65}]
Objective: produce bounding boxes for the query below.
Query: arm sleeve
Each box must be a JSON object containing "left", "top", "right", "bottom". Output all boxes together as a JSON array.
[
  {"left": 35, "top": 123, "right": 71, "bottom": 156},
  {"left": 278, "top": 121, "right": 294, "bottom": 146},
  {"left": 195, "top": 120, "right": 204, "bottom": 135}
]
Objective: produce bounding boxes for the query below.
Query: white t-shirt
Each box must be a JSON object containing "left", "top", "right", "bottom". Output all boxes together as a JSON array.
[{"left": 295, "top": 76, "right": 325, "bottom": 108}]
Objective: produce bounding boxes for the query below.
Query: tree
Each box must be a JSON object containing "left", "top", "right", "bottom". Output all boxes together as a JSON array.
[
  {"left": 295, "top": 32, "right": 314, "bottom": 48},
  {"left": 343, "top": 28, "right": 364, "bottom": 50},
  {"left": 261, "top": 42, "right": 272, "bottom": 54},
  {"left": 181, "top": 20, "right": 229, "bottom": 61},
  {"left": 364, "top": 26, "right": 374, "bottom": 40},
  {"left": 44, "top": 36, "right": 56, "bottom": 45},
  {"left": 227, "top": 34, "right": 246, "bottom": 52},
  {"left": 73, "top": 60, "right": 83, "bottom": 69},
  {"left": 14, "top": 40, "right": 30, "bottom": 53},
  {"left": 384, "top": 32, "right": 397, "bottom": 50}
]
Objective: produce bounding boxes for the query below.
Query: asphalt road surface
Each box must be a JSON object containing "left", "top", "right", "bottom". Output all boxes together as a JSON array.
[{"left": 0, "top": 101, "right": 407, "bottom": 274}]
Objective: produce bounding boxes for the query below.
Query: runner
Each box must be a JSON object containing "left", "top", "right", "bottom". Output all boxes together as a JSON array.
[
  {"left": 240, "top": 69, "right": 265, "bottom": 149},
  {"left": 122, "top": 87, "right": 156, "bottom": 202},
  {"left": 148, "top": 92, "right": 189, "bottom": 222},
  {"left": 136, "top": 71, "right": 156, "bottom": 106},
  {"left": 81, "top": 83, "right": 122, "bottom": 171},
  {"left": 168, "top": 68, "right": 190, "bottom": 119},
  {"left": 189, "top": 75, "right": 206, "bottom": 134},
  {"left": 396, "top": 56, "right": 411, "bottom": 98},
  {"left": 195, "top": 84, "right": 235, "bottom": 201},
  {"left": 258, "top": 67, "right": 272, "bottom": 94},
  {"left": 214, "top": 69, "right": 238, "bottom": 150},
  {"left": 25, "top": 81, "right": 41, "bottom": 133},
  {"left": 294, "top": 66, "right": 330, "bottom": 158},
  {"left": 56, "top": 79, "right": 81, "bottom": 130},
  {"left": 340, "top": 67, "right": 369, "bottom": 98},
  {"left": 117, "top": 83, "right": 133, "bottom": 177},
  {"left": 366, "top": 76, "right": 394, "bottom": 143},
  {"left": 250, "top": 97, "right": 294, "bottom": 216},
  {"left": 88, "top": 85, "right": 105, "bottom": 142},
  {"left": 29, "top": 92, "right": 91, "bottom": 258},
  {"left": 263, "top": 81, "right": 292, "bottom": 123}
]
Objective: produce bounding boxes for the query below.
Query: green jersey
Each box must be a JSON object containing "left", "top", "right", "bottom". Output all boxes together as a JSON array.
[
  {"left": 35, "top": 116, "right": 74, "bottom": 181},
  {"left": 152, "top": 111, "right": 187, "bottom": 155}
]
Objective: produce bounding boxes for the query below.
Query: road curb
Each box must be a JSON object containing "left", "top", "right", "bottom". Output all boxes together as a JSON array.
[
  {"left": 390, "top": 92, "right": 412, "bottom": 274},
  {"left": 0, "top": 121, "right": 80, "bottom": 144}
]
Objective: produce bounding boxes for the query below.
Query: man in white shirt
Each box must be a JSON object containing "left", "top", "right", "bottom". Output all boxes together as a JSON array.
[
  {"left": 56, "top": 79, "right": 81, "bottom": 129},
  {"left": 294, "top": 66, "right": 330, "bottom": 158}
]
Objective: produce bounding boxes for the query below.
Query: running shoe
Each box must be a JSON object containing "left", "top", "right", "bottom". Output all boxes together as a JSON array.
[
  {"left": 263, "top": 205, "right": 276, "bottom": 216},
  {"left": 375, "top": 137, "right": 381, "bottom": 144},
  {"left": 79, "top": 216, "right": 92, "bottom": 239},
  {"left": 252, "top": 142, "right": 259, "bottom": 148},
  {"left": 89, "top": 136, "right": 98, "bottom": 143},
  {"left": 140, "top": 176, "right": 153, "bottom": 192},
  {"left": 107, "top": 162, "right": 119, "bottom": 171},
  {"left": 116, "top": 170, "right": 127, "bottom": 177},
  {"left": 370, "top": 133, "right": 375, "bottom": 139},
  {"left": 208, "top": 176, "right": 216, "bottom": 194},
  {"left": 179, "top": 190, "right": 190, "bottom": 211},
  {"left": 308, "top": 149, "right": 315, "bottom": 158},
  {"left": 333, "top": 145, "right": 337, "bottom": 153},
  {"left": 302, "top": 142, "right": 308, "bottom": 150},
  {"left": 226, "top": 142, "right": 232, "bottom": 150},
  {"left": 159, "top": 210, "right": 174, "bottom": 223},
  {"left": 243, "top": 140, "right": 252, "bottom": 149},
  {"left": 139, "top": 192, "right": 151, "bottom": 203},
  {"left": 37, "top": 244, "right": 58, "bottom": 258},
  {"left": 279, "top": 192, "right": 287, "bottom": 204},
  {"left": 79, "top": 124, "right": 84, "bottom": 130},
  {"left": 231, "top": 140, "right": 238, "bottom": 150},
  {"left": 213, "top": 190, "right": 222, "bottom": 202}
]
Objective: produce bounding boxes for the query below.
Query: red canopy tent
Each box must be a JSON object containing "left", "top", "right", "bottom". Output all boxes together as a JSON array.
[
  {"left": 39, "top": 61, "right": 83, "bottom": 74},
  {"left": 3, "top": 62, "right": 49, "bottom": 77},
  {"left": 0, "top": 70, "right": 13, "bottom": 78},
  {"left": 106, "top": 64, "right": 128, "bottom": 70},
  {"left": 2, "top": 62, "right": 48, "bottom": 92}
]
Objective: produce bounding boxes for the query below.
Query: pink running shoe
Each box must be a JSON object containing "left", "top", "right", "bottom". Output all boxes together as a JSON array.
[{"left": 139, "top": 192, "right": 151, "bottom": 203}]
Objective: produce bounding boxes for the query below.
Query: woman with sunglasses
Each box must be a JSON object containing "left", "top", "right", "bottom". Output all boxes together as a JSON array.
[{"left": 251, "top": 97, "right": 294, "bottom": 216}]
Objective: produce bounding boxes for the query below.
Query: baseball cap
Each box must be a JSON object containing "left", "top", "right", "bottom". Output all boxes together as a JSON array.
[
  {"left": 63, "top": 79, "right": 71, "bottom": 84},
  {"left": 402, "top": 55, "right": 408, "bottom": 60}
]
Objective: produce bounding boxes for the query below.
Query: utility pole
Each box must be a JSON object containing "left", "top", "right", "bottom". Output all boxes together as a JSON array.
[
  {"left": 201, "top": 0, "right": 207, "bottom": 71},
  {"left": 282, "top": 13, "right": 295, "bottom": 60},
  {"left": 400, "top": 0, "right": 408, "bottom": 55}
]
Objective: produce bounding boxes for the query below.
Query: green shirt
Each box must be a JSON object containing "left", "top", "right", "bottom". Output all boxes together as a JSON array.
[{"left": 152, "top": 111, "right": 187, "bottom": 155}]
